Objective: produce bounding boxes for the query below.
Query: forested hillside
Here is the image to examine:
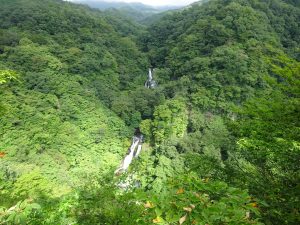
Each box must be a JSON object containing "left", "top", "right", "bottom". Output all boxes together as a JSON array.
[
  {"left": 0, "top": 0, "right": 149, "bottom": 220},
  {"left": 0, "top": 0, "right": 299, "bottom": 224},
  {"left": 71, "top": 0, "right": 181, "bottom": 23}
]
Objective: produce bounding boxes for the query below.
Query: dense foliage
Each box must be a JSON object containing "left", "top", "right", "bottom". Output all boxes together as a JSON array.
[
  {"left": 138, "top": 1, "right": 300, "bottom": 224},
  {"left": 72, "top": 0, "right": 180, "bottom": 24},
  {"left": 0, "top": 0, "right": 148, "bottom": 213},
  {"left": 0, "top": 0, "right": 299, "bottom": 224}
]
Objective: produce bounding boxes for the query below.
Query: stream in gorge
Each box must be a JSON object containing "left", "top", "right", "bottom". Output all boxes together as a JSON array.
[{"left": 114, "top": 69, "right": 156, "bottom": 176}]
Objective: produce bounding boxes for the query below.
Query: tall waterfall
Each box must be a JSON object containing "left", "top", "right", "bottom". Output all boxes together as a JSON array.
[
  {"left": 145, "top": 68, "right": 157, "bottom": 89},
  {"left": 115, "top": 67, "right": 156, "bottom": 176}
]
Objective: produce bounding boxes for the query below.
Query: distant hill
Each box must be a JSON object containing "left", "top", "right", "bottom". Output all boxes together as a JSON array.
[
  {"left": 71, "top": 0, "right": 180, "bottom": 11},
  {"left": 70, "top": 0, "right": 182, "bottom": 22}
]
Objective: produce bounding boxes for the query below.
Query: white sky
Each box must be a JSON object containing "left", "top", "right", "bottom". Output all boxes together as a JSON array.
[{"left": 70, "top": 0, "right": 198, "bottom": 6}]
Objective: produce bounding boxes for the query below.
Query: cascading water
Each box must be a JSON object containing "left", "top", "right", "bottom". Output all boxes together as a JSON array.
[
  {"left": 115, "top": 68, "right": 156, "bottom": 176},
  {"left": 114, "top": 131, "right": 144, "bottom": 176},
  {"left": 145, "top": 68, "right": 157, "bottom": 89}
]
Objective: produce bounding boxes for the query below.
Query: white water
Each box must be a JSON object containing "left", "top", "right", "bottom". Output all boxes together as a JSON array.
[
  {"left": 115, "top": 136, "right": 143, "bottom": 175},
  {"left": 148, "top": 68, "right": 153, "bottom": 81},
  {"left": 134, "top": 144, "right": 142, "bottom": 158},
  {"left": 115, "top": 69, "right": 155, "bottom": 175},
  {"left": 145, "top": 68, "right": 156, "bottom": 88}
]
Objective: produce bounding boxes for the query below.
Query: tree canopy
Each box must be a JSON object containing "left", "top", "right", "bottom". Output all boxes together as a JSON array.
[{"left": 0, "top": 0, "right": 299, "bottom": 224}]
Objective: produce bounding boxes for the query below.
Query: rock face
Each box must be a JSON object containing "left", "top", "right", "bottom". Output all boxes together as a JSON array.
[{"left": 145, "top": 68, "right": 157, "bottom": 89}]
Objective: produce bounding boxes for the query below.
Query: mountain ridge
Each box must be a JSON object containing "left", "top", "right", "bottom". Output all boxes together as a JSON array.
[{"left": 0, "top": 0, "right": 299, "bottom": 224}]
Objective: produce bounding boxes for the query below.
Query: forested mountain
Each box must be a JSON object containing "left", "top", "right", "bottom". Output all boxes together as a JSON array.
[
  {"left": 0, "top": 0, "right": 149, "bottom": 220},
  {"left": 0, "top": 0, "right": 299, "bottom": 224},
  {"left": 70, "top": 0, "right": 178, "bottom": 11},
  {"left": 71, "top": 0, "right": 181, "bottom": 23},
  {"left": 143, "top": 0, "right": 299, "bottom": 109}
]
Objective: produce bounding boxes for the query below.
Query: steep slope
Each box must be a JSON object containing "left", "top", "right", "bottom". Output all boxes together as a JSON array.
[
  {"left": 0, "top": 0, "right": 299, "bottom": 224},
  {"left": 137, "top": 1, "right": 300, "bottom": 224},
  {"left": 143, "top": 0, "right": 299, "bottom": 112},
  {"left": 0, "top": 0, "right": 148, "bottom": 193}
]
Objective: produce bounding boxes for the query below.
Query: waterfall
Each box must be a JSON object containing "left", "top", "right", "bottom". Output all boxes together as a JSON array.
[
  {"left": 122, "top": 139, "right": 139, "bottom": 170},
  {"left": 145, "top": 68, "right": 157, "bottom": 89},
  {"left": 115, "top": 134, "right": 143, "bottom": 175},
  {"left": 134, "top": 144, "right": 142, "bottom": 158},
  {"left": 115, "top": 67, "right": 156, "bottom": 176},
  {"left": 148, "top": 68, "right": 153, "bottom": 81}
]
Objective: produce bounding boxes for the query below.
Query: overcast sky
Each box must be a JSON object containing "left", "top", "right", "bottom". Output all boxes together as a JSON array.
[{"left": 69, "top": 0, "right": 198, "bottom": 6}]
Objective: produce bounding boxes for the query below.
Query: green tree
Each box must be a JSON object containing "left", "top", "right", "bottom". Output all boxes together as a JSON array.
[
  {"left": 234, "top": 53, "right": 300, "bottom": 224},
  {"left": 0, "top": 69, "right": 17, "bottom": 84},
  {"left": 137, "top": 173, "right": 263, "bottom": 225},
  {"left": 152, "top": 99, "right": 188, "bottom": 144}
]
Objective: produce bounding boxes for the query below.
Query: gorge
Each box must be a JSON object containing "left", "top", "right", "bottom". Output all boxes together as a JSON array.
[{"left": 0, "top": 0, "right": 299, "bottom": 224}]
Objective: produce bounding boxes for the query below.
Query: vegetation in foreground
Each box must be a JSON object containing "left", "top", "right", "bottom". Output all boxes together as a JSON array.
[{"left": 0, "top": 0, "right": 299, "bottom": 224}]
